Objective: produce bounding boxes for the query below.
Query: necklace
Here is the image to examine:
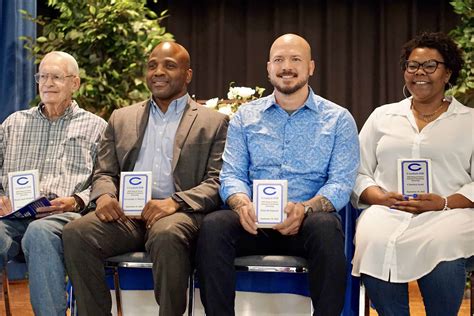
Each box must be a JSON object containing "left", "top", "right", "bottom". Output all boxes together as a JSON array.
[{"left": 411, "top": 99, "right": 447, "bottom": 123}]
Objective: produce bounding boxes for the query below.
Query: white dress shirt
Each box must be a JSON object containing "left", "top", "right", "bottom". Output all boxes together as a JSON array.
[{"left": 351, "top": 97, "right": 474, "bottom": 282}]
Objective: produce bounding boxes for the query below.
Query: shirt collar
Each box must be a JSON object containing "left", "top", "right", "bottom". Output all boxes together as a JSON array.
[
  {"left": 150, "top": 93, "right": 189, "bottom": 115},
  {"left": 386, "top": 96, "right": 470, "bottom": 117},
  {"left": 263, "top": 87, "right": 319, "bottom": 113},
  {"left": 37, "top": 100, "right": 79, "bottom": 120}
]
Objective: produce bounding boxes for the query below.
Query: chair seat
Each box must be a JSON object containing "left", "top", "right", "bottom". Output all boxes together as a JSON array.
[
  {"left": 105, "top": 252, "right": 152, "bottom": 268},
  {"left": 234, "top": 255, "right": 308, "bottom": 273}
]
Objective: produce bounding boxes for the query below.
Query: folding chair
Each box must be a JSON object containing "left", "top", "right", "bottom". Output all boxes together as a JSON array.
[
  {"left": 0, "top": 255, "right": 28, "bottom": 316},
  {"left": 234, "top": 255, "right": 312, "bottom": 313},
  {"left": 233, "top": 203, "right": 361, "bottom": 316},
  {"left": 105, "top": 252, "right": 195, "bottom": 316}
]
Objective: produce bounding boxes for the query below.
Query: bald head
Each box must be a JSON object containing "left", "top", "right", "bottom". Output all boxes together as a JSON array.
[
  {"left": 269, "top": 34, "right": 312, "bottom": 61},
  {"left": 146, "top": 41, "right": 193, "bottom": 109},
  {"left": 267, "top": 34, "right": 315, "bottom": 97},
  {"left": 151, "top": 41, "right": 191, "bottom": 69},
  {"left": 40, "top": 51, "right": 79, "bottom": 76}
]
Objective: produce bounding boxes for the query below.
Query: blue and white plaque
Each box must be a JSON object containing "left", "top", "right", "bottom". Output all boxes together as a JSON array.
[
  {"left": 253, "top": 179, "right": 288, "bottom": 228},
  {"left": 8, "top": 169, "right": 40, "bottom": 211},
  {"left": 119, "top": 172, "right": 152, "bottom": 216},
  {"left": 397, "top": 159, "right": 432, "bottom": 196}
]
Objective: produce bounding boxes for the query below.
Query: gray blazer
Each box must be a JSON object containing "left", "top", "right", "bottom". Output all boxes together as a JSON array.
[{"left": 91, "top": 97, "right": 229, "bottom": 213}]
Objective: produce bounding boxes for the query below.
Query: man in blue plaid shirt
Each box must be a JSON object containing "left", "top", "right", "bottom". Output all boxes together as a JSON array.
[{"left": 0, "top": 51, "right": 106, "bottom": 316}]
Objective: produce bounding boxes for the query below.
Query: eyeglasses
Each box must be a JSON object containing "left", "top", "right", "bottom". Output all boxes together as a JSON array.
[
  {"left": 404, "top": 59, "right": 445, "bottom": 74},
  {"left": 34, "top": 73, "right": 75, "bottom": 84}
]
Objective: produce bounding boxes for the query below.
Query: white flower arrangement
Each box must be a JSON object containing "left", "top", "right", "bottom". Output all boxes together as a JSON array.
[{"left": 204, "top": 83, "right": 265, "bottom": 117}]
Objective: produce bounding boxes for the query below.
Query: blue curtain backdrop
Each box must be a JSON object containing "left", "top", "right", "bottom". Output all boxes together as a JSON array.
[{"left": 0, "top": 0, "right": 36, "bottom": 122}]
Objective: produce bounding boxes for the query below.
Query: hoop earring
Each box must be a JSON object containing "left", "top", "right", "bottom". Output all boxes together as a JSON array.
[
  {"left": 402, "top": 84, "right": 411, "bottom": 99},
  {"left": 444, "top": 82, "right": 454, "bottom": 91}
]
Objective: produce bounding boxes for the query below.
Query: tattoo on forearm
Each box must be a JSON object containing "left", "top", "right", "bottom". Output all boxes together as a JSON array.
[
  {"left": 311, "top": 196, "right": 335, "bottom": 212},
  {"left": 227, "top": 194, "right": 250, "bottom": 211}
]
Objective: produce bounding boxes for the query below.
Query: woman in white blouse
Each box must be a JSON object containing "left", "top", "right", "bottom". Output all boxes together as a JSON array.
[{"left": 352, "top": 32, "right": 474, "bottom": 316}]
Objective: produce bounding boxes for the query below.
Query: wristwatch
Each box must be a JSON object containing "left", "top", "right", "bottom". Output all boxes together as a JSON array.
[
  {"left": 302, "top": 203, "right": 313, "bottom": 216},
  {"left": 72, "top": 195, "right": 83, "bottom": 212}
]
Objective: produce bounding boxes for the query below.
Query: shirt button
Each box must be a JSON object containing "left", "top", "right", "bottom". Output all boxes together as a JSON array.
[
  {"left": 153, "top": 182, "right": 157, "bottom": 185},
  {"left": 50, "top": 141, "right": 53, "bottom": 145}
]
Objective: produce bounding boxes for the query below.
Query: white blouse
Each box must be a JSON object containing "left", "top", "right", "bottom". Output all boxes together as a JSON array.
[{"left": 351, "top": 97, "right": 474, "bottom": 282}]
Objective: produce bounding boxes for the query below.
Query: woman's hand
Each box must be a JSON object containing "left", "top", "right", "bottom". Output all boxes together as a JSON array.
[
  {"left": 360, "top": 186, "right": 404, "bottom": 207},
  {"left": 391, "top": 193, "right": 444, "bottom": 214},
  {"left": 377, "top": 191, "right": 405, "bottom": 207}
]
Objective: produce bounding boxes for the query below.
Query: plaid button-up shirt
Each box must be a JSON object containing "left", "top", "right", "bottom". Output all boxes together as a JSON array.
[{"left": 0, "top": 101, "right": 107, "bottom": 205}]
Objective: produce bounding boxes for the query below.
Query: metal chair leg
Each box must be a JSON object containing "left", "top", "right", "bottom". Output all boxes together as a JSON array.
[
  {"left": 359, "top": 282, "right": 370, "bottom": 316},
  {"left": 113, "top": 267, "right": 123, "bottom": 316},
  {"left": 188, "top": 272, "right": 195, "bottom": 316},
  {"left": 2, "top": 268, "right": 12, "bottom": 316}
]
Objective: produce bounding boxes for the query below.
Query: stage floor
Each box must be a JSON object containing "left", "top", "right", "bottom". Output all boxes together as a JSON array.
[{"left": 0, "top": 280, "right": 470, "bottom": 316}]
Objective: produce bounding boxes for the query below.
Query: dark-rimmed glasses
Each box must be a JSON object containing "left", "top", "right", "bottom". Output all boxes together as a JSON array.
[
  {"left": 404, "top": 59, "right": 445, "bottom": 74},
  {"left": 34, "top": 73, "right": 75, "bottom": 84}
]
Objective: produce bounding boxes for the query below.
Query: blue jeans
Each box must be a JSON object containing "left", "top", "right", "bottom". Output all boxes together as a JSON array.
[
  {"left": 0, "top": 212, "right": 80, "bottom": 316},
  {"left": 361, "top": 258, "right": 466, "bottom": 316}
]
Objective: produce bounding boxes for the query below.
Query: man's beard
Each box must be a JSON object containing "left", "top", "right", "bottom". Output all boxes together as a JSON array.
[{"left": 269, "top": 75, "right": 308, "bottom": 95}]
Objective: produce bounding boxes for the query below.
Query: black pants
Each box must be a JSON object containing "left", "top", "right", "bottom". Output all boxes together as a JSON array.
[{"left": 196, "top": 209, "right": 347, "bottom": 316}]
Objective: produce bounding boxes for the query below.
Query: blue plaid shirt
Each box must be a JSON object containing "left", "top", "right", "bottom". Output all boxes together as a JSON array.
[{"left": 220, "top": 88, "right": 360, "bottom": 211}]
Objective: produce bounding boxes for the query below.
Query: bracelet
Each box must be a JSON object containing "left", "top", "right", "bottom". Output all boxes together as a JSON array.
[{"left": 442, "top": 196, "right": 450, "bottom": 211}]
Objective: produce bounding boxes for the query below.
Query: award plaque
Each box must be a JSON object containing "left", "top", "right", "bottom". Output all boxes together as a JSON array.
[
  {"left": 119, "top": 172, "right": 152, "bottom": 216},
  {"left": 253, "top": 179, "right": 288, "bottom": 228},
  {"left": 8, "top": 169, "right": 40, "bottom": 211},
  {"left": 397, "top": 159, "right": 432, "bottom": 196}
]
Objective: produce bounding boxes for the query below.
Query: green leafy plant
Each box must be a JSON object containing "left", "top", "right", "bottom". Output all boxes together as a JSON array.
[
  {"left": 449, "top": 0, "right": 474, "bottom": 107},
  {"left": 21, "top": 0, "right": 173, "bottom": 118}
]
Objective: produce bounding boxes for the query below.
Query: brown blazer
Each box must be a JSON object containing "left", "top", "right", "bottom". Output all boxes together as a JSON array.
[{"left": 91, "top": 97, "right": 229, "bottom": 213}]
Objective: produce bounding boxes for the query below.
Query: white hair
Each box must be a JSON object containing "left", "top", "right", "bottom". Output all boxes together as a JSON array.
[{"left": 40, "top": 51, "right": 79, "bottom": 75}]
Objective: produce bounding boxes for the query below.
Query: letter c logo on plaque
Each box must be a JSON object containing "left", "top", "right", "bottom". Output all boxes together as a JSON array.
[
  {"left": 407, "top": 163, "right": 422, "bottom": 172},
  {"left": 16, "top": 177, "right": 29, "bottom": 186},
  {"left": 263, "top": 186, "right": 277, "bottom": 195},
  {"left": 128, "top": 177, "right": 142, "bottom": 186}
]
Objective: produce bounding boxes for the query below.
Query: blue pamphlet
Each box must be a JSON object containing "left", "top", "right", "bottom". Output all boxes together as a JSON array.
[{"left": 0, "top": 196, "right": 51, "bottom": 220}]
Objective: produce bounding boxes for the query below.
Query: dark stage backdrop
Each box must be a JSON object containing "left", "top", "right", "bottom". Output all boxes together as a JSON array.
[{"left": 149, "top": 0, "right": 459, "bottom": 128}]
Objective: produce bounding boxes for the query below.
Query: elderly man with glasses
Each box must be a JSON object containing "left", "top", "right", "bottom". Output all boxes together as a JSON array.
[{"left": 0, "top": 51, "right": 106, "bottom": 316}]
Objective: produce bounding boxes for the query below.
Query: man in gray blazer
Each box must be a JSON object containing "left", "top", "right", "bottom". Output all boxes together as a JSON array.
[{"left": 63, "top": 42, "right": 229, "bottom": 316}]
